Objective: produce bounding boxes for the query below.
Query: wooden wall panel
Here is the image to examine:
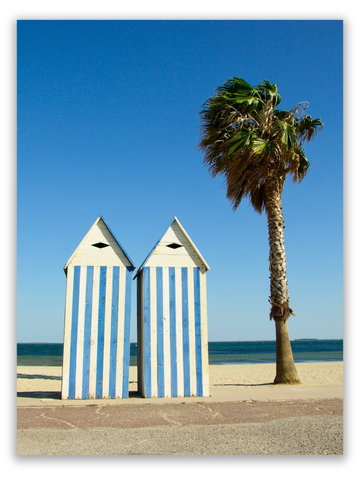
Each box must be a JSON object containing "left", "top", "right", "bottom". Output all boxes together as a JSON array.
[{"left": 137, "top": 266, "right": 209, "bottom": 398}]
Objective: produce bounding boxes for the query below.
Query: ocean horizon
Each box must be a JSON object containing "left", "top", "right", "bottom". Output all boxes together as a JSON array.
[{"left": 17, "top": 339, "right": 343, "bottom": 367}]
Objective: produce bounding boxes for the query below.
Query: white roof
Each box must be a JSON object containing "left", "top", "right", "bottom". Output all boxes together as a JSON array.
[
  {"left": 133, "top": 216, "right": 209, "bottom": 279},
  {"left": 64, "top": 216, "right": 136, "bottom": 272}
]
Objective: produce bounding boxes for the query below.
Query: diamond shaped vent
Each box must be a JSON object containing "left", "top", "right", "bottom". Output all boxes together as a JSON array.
[
  {"left": 92, "top": 242, "right": 110, "bottom": 249},
  {"left": 167, "top": 243, "right": 182, "bottom": 249}
]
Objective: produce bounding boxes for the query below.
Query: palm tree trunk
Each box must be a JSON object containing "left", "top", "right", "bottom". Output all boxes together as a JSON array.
[
  {"left": 265, "top": 176, "right": 300, "bottom": 384},
  {"left": 274, "top": 320, "right": 300, "bottom": 384}
]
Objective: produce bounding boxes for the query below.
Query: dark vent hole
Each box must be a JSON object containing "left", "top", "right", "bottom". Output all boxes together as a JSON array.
[
  {"left": 92, "top": 242, "right": 110, "bottom": 249},
  {"left": 167, "top": 243, "right": 182, "bottom": 249}
]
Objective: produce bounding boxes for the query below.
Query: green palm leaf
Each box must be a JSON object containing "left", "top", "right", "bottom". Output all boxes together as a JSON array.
[
  {"left": 252, "top": 138, "right": 275, "bottom": 156},
  {"left": 228, "top": 130, "right": 254, "bottom": 154},
  {"left": 280, "top": 122, "right": 298, "bottom": 150}
]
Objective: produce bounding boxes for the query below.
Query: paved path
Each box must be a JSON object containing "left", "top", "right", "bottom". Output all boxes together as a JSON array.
[
  {"left": 17, "top": 398, "right": 343, "bottom": 455},
  {"left": 17, "top": 384, "right": 343, "bottom": 407}
]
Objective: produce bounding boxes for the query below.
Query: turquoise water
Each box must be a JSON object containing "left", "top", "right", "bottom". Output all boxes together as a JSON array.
[{"left": 17, "top": 339, "right": 343, "bottom": 367}]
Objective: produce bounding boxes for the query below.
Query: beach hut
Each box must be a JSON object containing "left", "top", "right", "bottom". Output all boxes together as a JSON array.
[
  {"left": 135, "top": 217, "right": 210, "bottom": 398},
  {"left": 61, "top": 216, "right": 136, "bottom": 400}
]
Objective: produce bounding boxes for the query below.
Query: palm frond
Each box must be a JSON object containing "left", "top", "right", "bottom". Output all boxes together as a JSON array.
[
  {"left": 252, "top": 138, "right": 276, "bottom": 157},
  {"left": 217, "top": 77, "right": 259, "bottom": 97},
  {"left": 290, "top": 101, "right": 309, "bottom": 119},
  {"left": 280, "top": 122, "right": 298, "bottom": 150},
  {"left": 257, "top": 80, "right": 282, "bottom": 107},
  {"left": 227, "top": 130, "right": 254, "bottom": 155},
  {"left": 296, "top": 115, "right": 324, "bottom": 144},
  {"left": 296, "top": 147, "right": 310, "bottom": 179},
  {"left": 198, "top": 76, "right": 322, "bottom": 212}
]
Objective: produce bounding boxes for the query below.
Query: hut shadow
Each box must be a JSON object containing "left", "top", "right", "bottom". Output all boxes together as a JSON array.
[
  {"left": 128, "top": 381, "right": 141, "bottom": 398},
  {"left": 128, "top": 391, "right": 142, "bottom": 398},
  {"left": 17, "top": 373, "right": 61, "bottom": 381},
  {"left": 213, "top": 382, "right": 274, "bottom": 387},
  {"left": 17, "top": 391, "right": 61, "bottom": 399},
  {"left": 17, "top": 391, "right": 145, "bottom": 400},
  {"left": 17, "top": 379, "right": 141, "bottom": 400}
]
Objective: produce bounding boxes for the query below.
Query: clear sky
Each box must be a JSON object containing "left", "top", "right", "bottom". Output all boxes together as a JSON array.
[{"left": 17, "top": 19, "right": 343, "bottom": 343}]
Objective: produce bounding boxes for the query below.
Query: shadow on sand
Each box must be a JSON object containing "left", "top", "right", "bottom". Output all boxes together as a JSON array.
[
  {"left": 17, "top": 373, "right": 61, "bottom": 381},
  {"left": 213, "top": 382, "right": 274, "bottom": 387},
  {"left": 17, "top": 391, "right": 61, "bottom": 399},
  {"left": 17, "top": 389, "right": 142, "bottom": 400}
]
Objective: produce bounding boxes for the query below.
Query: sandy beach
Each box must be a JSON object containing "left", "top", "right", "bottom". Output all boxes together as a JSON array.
[{"left": 17, "top": 361, "right": 343, "bottom": 404}]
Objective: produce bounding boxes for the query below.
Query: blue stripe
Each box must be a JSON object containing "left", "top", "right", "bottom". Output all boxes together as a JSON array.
[
  {"left": 96, "top": 266, "right": 107, "bottom": 399},
  {"left": 194, "top": 267, "right": 203, "bottom": 397},
  {"left": 169, "top": 267, "right": 177, "bottom": 397},
  {"left": 122, "top": 266, "right": 133, "bottom": 398},
  {"left": 68, "top": 266, "right": 80, "bottom": 399},
  {"left": 182, "top": 267, "right": 190, "bottom": 397},
  {"left": 82, "top": 266, "right": 93, "bottom": 399},
  {"left": 109, "top": 266, "right": 119, "bottom": 398},
  {"left": 143, "top": 267, "right": 152, "bottom": 397},
  {"left": 156, "top": 267, "right": 164, "bottom": 397}
]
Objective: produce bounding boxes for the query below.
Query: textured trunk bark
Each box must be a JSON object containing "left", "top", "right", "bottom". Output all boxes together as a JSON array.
[
  {"left": 265, "top": 176, "right": 300, "bottom": 384},
  {"left": 274, "top": 320, "right": 300, "bottom": 384}
]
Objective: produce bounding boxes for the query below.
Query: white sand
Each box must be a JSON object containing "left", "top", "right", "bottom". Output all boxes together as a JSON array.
[
  {"left": 17, "top": 362, "right": 343, "bottom": 395},
  {"left": 210, "top": 362, "right": 343, "bottom": 387}
]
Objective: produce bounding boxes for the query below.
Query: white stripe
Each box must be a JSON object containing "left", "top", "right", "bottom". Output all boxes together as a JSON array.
[
  {"left": 115, "top": 266, "right": 126, "bottom": 398},
  {"left": 136, "top": 272, "right": 144, "bottom": 397},
  {"left": 200, "top": 267, "right": 209, "bottom": 396},
  {"left": 175, "top": 266, "right": 184, "bottom": 397},
  {"left": 75, "top": 266, "right": 87, "bottom": 399},
  {"left": 150, "top": 266, "right": 158, "bottom": 397},
  {"left": 88, "top": 266, "right": 100, "bottom": 399},
  {"left": 61, "top": 265, "right": 74, "bottom": 399},
  {"left": 102, "top": 266, "right": 113, "bottom": 398},
  {"left": 187, "top": 267, "right": 197, "bottom": 396},
  {"left": 162, "top": 266, "right": 171, "bottom": 397}
]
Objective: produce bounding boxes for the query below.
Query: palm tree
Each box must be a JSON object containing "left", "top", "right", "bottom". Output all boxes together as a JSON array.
[{"left": 199, "top": 77, "right": 323, "bottom": 384}]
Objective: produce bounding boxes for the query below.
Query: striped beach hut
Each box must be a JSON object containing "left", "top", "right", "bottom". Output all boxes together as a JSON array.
[
  {"left": 135, "top": 217, "right": 210, "bottom": 398},
  {"left": 61, "top": 216, "right": 135, "bottom": 400}
]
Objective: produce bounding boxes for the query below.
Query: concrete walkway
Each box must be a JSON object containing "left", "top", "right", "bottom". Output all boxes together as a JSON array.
[{"left": 17, "top": 384, "right": 343, "bottom": 407}]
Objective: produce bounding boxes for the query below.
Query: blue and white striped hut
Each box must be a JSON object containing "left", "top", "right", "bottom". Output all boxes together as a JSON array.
[
  {"left": 61, "top": 216, "right": 135, "bottom": 400},
  {"left": 135, "top": 217, "right": 210, "bottom": 398}
]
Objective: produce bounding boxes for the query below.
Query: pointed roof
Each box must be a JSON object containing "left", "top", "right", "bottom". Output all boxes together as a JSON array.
[
  {"left": 133, "top": 216, "right": 209, "bottom": 279},
  {"left": 64, "top": 216, "right": 136, "bottom": 272}
]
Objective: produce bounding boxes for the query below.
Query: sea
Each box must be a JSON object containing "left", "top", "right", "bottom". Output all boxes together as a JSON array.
[{"left": 17, "top": 339, "right": 343, "bottom": 367}]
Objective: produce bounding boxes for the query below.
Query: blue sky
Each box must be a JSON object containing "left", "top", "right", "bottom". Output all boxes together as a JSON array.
[{"left": 17, "top": 19, "right": 343, "bottom": 343}]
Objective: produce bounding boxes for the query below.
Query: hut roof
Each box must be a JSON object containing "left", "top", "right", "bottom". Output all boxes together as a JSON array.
[
  {"left": 64, "top": 216, "right": 136, "bottom": 273},
  {"left": 133, "top": 216, "right": 209, "bottom": 279}
]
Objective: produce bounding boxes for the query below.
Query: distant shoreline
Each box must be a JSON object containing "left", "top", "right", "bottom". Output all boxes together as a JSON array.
[
  {"left": 17, "top": 339, "right": 343, "bottom": 366},
  {"left": 17, "top": 338, "right": 343, "bottom": 344}
]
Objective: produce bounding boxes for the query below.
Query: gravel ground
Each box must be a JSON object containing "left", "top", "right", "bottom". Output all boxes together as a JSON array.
[
  {"left": 17, "top": 416, "right": 342, "bottom": 455},
  {"left": 17, "top": 398, "right": 343, "bottom": 455}
]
